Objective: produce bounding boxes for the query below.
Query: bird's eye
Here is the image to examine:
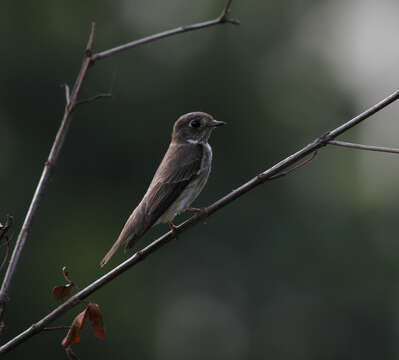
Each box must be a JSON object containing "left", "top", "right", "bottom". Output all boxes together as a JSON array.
[{"left": 189, "top": 119, "right": 201, "bottom": 128}]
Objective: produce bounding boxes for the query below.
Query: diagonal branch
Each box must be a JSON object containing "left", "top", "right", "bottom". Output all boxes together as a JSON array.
[
  {"left": 328, "top": 140, "right": 399, "bottom": 154},
  {"left": 0, "top": 23, "right": 97, "bottom": 331},
  {"left": 0, "top": 1, "right": 238, "bottom": 335},
  {"left": 1, "top": 89, "right": 399, "bottom": 354}
]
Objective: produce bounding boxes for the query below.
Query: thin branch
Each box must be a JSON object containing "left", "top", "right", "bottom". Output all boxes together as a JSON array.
[
  {"left": 268, "top": 151, "right": 317, "bottom": 180},
  {"left": 0, "top": 2, "right": 238, "bottom": 333},
  {"left": 0, "top": 23, "right": 96, "bottom": 329},
  {"left": 64, "top": 84, "right": 70, "bottom": 104},
  {"left": 0, "top": 216, "right": 13, "bottom": 275},
  {"left": 91, "top": 0, "right": 239, "bottom": 62},
  {"left": 328, "top": 140, "right": 399, "bottom": 154},
  {"left": 42, "top": 326, "right": 71, "bottom": 332},
  {"left": 65, "top": 346, "right": 79, "bottom": 360},
  {"left": 74, "top": 93, "right": 112, "bottom": 109},
  {"left": 1, "top": 89, "right": 399, "bottom": 354},
  {"left": 0, "top": 238, "right": 10, "bottom": 274}
]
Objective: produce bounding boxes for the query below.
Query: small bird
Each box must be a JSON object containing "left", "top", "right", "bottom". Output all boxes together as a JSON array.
[{"left": 100, "top": 112, "right": 225, "bottom": 266}]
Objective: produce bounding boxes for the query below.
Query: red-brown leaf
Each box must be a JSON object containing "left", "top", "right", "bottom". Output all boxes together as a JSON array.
[
  {"left": 87, "top": 302, "right": 106, "bottom": 339},
  {"left": 61, "top": 308, "right": 89, "bottom": 348},
  {"left": 52, "top": 284, "right": 72, "bottom": 301}
]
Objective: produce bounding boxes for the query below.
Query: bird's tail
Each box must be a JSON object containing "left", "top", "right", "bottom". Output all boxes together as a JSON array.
[
  {"left": 100, "top": 204, "right": 148, "bottom": 267},
  {"left": 100, "top": 235, "right": 124, "bottom": 267}
]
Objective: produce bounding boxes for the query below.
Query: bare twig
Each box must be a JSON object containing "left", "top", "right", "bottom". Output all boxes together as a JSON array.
[
  {"left": 0, "top": 216, "right": 13, "bottom": 275},
  {"left": 268, "top": 151, "right": 317, "bottom": 180},
  {"left": 65, "top": 346, "right": 79, "bottom": 360},
  {"left": 0, "top": 1, "right": 239, "bottom": 335},
  {"left": 62, "top": 267, "right": 73, "bottom": 285},
  {"left": 0, "top": 238, "right": 10, "bottom": 274},
  {"left": 74, "top": 93, "right": 112, "bottom": 109},
  {"left": 328, "top": 140, "right": 399, "bottom": 154},
  {"left": 91, "top": 0, "right": 239, "bottom": 62},
  {"left": 42, "top": 326, "right": 71, "bottom": 332},
  {"left": 64, "top": 84, "right": 71, "bottom": 104},
  {"left": 1, "top": 89, "right": 399, "bottom": 354}
]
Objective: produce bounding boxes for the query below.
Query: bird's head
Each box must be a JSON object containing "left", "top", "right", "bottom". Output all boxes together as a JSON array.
[{"left": 172, "top": 112, "right": 226, "bottom": 144}]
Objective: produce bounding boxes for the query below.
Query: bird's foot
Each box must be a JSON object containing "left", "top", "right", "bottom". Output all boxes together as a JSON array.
[{"left": 167, "top": 221, "right": 178, "bottom": 237}]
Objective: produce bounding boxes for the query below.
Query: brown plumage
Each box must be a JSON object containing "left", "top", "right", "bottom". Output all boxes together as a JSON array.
[{"left": 100, "top": 112, "right": 225, "bottom": 267}]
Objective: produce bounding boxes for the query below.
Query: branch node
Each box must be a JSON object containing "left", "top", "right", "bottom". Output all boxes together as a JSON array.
[
  {"left": 316, "top": 131, "right": 331, "bottom": 147},
  {"left": 218, "top": 0, "right": 240, "bottom": 25},
  {"left": 256, "top": 173, "right": 266, "bottom": 183},
  {"left": 45, "top": 159, "right": 54, "bottom": 168}
]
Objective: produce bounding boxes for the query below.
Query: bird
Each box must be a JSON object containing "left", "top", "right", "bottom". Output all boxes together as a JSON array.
[{"left": 100, "top": 112, "right": 225, "bottom": 266}]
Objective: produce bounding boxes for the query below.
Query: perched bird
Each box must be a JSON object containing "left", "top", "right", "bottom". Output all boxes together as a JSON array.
[{"left": 100, "top": 112, "right": 225, "bottom": 266}]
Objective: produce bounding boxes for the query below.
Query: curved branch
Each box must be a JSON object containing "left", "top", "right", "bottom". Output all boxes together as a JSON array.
[{"left": 1, "top": 89, "right": 399, "bottom": 354}]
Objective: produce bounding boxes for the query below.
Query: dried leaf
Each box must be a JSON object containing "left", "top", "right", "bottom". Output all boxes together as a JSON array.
[
  {"left": 61, "top": 308, "right": 89, "bottom": 348},
  {"left": 52, "top": 284, "right": 72, "bottom": 301},
  {"left": 87, "top": 302, "right": 106, "bottom": 339}
]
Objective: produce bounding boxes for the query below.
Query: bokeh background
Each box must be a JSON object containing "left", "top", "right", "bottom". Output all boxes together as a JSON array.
[{"left": 2, "top": 0, "right": 399, "bottom": 359}]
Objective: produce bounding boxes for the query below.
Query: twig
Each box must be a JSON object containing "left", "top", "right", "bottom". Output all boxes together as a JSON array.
[
  {"left": 74, "top": 93, "right": 112, "bottom": 109},
  {"left": 328, "top": 140, "right": 399, "bottom": 154},
  {"left": 91, "top": 0, "right": 239, "bottom": 62},
  {"left": 268, "top": 151, "right": 317, "bottom": 180},
  {"left": 1, "top": 89, "right": 399, "bottom": 354},
  {"left": 0, "top": 216, "right": 13, "bottom": 275},
  {"left": 0, "top": 238, "right": 10, "bottom": 274},
  {"left": 65, "top": 346, "right": 79, "bottom": 360},
  {"left": 0, "top": 2, "right": 238, "bottom": 333},
  {"left": 62, "top": 267, "right": 73, "bottom": 285},
  {"left": 42, "top": 326, "right": 71, "bottom": 332},
  {"left": 64, "top": 84, "right": 70, "bottom": 104}
]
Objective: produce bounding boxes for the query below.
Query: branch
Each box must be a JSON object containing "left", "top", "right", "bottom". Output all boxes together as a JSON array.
[
  {"left": 328, "top": 140, "right": 399, "bottom": 154},
  {"left": 0, "top": 23, "right": 96, "bottom": 329},
  {"left": 1, "top": 89, "right": 399, "bottom": 354},
  {"left": 0, "top": 1, "right": 238, "bottom": 331},
  {"left": 91, "top": 0, "right": 239, "bottom": 62},
  {"left": 74, "top": 93, "right": 112, "bottom": 109}
]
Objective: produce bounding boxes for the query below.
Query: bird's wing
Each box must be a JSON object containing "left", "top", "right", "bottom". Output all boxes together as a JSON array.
[
  {"left": 100, "top": 142, "right": 203, "bottom": 267},
  {"left": 144, "top": 142, "right": 203, "bottom": 219}
]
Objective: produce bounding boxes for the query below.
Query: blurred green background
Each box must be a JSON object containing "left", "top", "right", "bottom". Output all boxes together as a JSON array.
[{"left": 2, "top": 0, "right": 399, "bottom": 359}]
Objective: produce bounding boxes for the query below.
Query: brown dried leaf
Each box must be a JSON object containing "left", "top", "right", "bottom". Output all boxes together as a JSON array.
[
  {"left": 87, "top": 302, "right": 106, "bottom": 339},
  {"left": 52, "top": 284, "right": 72, "bottom": 301},
  {"left": 61, "top": 308, "right": 89, "bottom": 348}
]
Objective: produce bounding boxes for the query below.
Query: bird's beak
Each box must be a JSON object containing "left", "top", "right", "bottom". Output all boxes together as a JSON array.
[{"left": 209, "top": 120, "right": 226, "bottom": 127}]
